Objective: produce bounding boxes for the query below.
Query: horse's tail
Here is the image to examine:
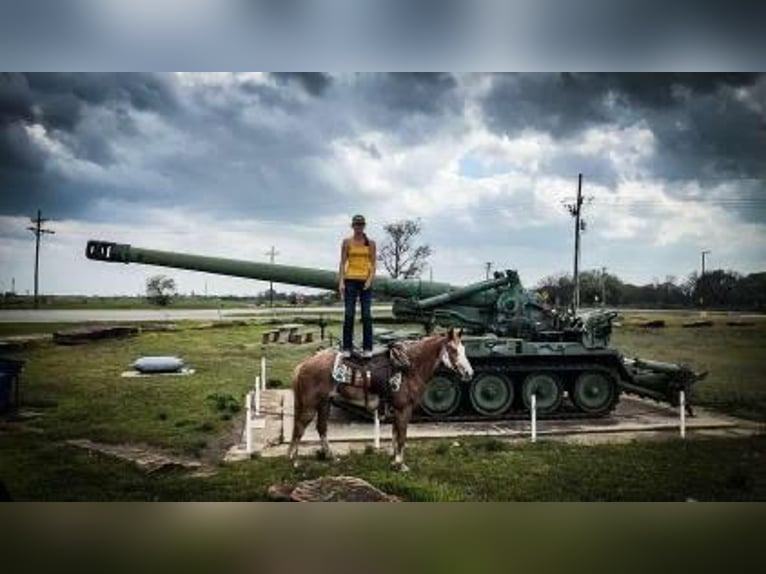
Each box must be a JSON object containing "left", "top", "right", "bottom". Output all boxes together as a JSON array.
[{"left": 291, "top": 362, "right": 305, "bottom": 415}]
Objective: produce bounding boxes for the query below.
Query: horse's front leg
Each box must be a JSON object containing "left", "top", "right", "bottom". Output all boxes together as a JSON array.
[{"left": 391, "top": 405, "right": 413, "bottom": 472}]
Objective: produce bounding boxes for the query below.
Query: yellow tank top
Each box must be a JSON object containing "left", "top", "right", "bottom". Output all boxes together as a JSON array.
[{"left": 345, "top": 241, "right": 371, "bottom": 280}]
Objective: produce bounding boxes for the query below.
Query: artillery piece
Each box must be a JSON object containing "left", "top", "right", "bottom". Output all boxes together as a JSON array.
[{"left": 85, "top": 240, "right": 705, "bottom": 419}]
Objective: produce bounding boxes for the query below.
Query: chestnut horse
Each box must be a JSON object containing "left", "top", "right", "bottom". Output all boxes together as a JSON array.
[{"left": 287, "top": 328, "right": 473, "bottom": 470}]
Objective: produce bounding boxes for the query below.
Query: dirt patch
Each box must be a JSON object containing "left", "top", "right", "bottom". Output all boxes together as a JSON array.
[{"left": 66, "top": 439, "right": 216, "bottom": 477}]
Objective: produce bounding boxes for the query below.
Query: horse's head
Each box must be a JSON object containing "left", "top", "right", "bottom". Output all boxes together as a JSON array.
[{"left": 440, "top": 328, "right": 474, "bottom": 382}]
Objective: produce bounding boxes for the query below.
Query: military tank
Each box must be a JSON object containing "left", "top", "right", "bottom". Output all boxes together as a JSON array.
[{"left": 85, "top": 240, "right": 705, "bottom": 420}]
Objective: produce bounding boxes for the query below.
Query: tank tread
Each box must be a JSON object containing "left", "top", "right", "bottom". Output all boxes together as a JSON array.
[{"left": 332, "top": 361, "right": 623, "bottom": 422}]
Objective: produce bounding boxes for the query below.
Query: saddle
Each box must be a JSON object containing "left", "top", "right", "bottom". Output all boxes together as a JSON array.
[{"left": 331, "top": 342, "right": 411, "bottom": 404}]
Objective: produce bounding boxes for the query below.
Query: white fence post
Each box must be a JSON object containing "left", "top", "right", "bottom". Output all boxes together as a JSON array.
[
  {"left": 245, "top": 391, "right": 253, "bottom": 454},
  {"left": 680, "top": 390, "right": 686, "bottom": 439},
  {"left": 374, "top": 408, "right": 381, "bottom": 450},
  {"left": 261, "top": 356, "right": 267, "bottom": 391},
  {"left": 255, "top": 375, "right": 261, "bottom": 417},
  {"left": 531, "top": 393, "right": 537, "bottom": 443}
]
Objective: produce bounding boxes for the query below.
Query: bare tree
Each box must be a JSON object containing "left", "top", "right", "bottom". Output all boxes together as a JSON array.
[
  {"left": 378, "top": 219, "right": 432, "bottom": 279},
  {"left": 146, "top": 275, "right": 177, "bottom": 306}
]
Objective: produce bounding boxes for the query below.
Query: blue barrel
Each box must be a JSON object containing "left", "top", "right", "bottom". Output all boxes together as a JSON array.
[{"left": 0, "top": 358, "right": 24, "bottom": 413}]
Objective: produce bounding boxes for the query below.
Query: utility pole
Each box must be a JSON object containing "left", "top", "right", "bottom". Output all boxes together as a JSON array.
[
  {"left": 566, "top": 174, "right": 584, "bottom": 311},
  {"left": 484, "top": 262, "right": 492, "bottom": 280},
  {"left": 601, "top": 266, "right": 607, "bottom": 307},
  {"left": 26, "top": 209, "right": 55, "bottom": 309},
  {"left": 265, "top": 246, "right": 279, "bottom": 307},
  {"left": 700, "top": 250, "right": 711, "bottom": 307}
]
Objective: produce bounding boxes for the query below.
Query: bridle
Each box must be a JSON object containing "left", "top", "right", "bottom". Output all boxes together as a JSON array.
[{"left": 440, "top": 337, "right": 463, "bottom": 374}]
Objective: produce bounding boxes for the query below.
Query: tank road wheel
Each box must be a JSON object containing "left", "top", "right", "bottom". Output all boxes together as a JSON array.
[
  {"left": 521, "top": 372, "right": 563, "bottom": 414},
  {"left": 469, "top": 374, "right": 514, "bottom": 416},
  {"left": 421, "top": 375, "right": 462, "bottom": 418},
  {"left": 572, "top": 371, "right": 617, "bottom": 415}
]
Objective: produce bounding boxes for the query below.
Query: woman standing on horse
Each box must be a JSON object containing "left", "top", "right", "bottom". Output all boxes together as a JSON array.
[{"left": 338, "top": 214, "right": 376, "bottom": 358}]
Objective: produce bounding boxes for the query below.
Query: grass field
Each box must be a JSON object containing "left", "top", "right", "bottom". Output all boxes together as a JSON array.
[{"left": 1, "top": 312, "right": 765, "bottom": 500}]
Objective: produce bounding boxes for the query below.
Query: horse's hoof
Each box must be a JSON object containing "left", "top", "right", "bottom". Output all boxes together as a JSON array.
[
  {"left": 399, "top": 463, "right": 410, "bottom": 473},
  {"left": 292, "top": 459, "right": 301, "bottom": 469},
  {"left": 316, "top": 449, "right": 335, "bottom": 462}
]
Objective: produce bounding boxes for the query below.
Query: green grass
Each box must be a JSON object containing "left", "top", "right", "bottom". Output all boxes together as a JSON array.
[
  {"left": 2, "top": 433, "right": 764, "bottom": 501},
  {"left": 1, "top": 312, "right": 765, "bottom": 500},
  {"left": 2, "top": 322, "right": 319, "bottom": 454}
]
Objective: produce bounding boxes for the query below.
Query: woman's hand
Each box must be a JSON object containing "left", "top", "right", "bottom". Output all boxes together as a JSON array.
[
  {"left": 338, "top": 279, "right": 345, "bottom": 299},
  {"left": 363, "top": 277, "right": 372, "bottom": 290}
]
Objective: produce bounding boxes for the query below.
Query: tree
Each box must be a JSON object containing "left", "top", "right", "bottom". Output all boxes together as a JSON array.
[
  {"left": 146, "top": 275, "right": 177, "bottom": 306},
  {"left": 536, "top": 273, "right": 573, "bottom": 307},
  {"left": 378, "top": 219, "right": 432, "bottom": 279}
]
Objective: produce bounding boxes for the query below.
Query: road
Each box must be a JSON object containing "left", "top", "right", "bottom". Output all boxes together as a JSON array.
[
  {"left": 1, "top": 306, "right": 762, "bottom": 323},
  {"left": 0, "top": 305, "right": 392, "bottom": 323}
]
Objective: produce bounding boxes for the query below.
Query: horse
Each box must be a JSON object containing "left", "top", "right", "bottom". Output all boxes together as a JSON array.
[{"left": 287, "top": 327, "right": 474, "bottom": 471}]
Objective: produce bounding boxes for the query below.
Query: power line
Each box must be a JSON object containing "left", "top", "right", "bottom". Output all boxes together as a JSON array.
[{"left": 26, "top": 209, "right": 55, "bottom": 309}]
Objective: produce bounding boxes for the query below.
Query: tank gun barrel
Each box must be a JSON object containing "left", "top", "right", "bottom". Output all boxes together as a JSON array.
[
  {"left": 85, "top": 240, "right": 476, "bottom": 300},
  {"left": 414, "top": 272, "right": 516, "bottom": 309}
]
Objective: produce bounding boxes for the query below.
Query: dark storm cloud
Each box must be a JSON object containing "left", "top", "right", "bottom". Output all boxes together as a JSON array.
[
  {"left": 351, "top": 73, "right": 461, "bottom": 142},
  {"left": 367, "top": 73, "right": 458, "bottom": 115},
  {"left": 482, "top": 73, "right": 766, "bottom": 182},
  {"left": 270, "top": 73, "right": 333, "bottom": 97},
  {"left": 0, "top": 73, "right": 177, "bottom": 217},
  {"left": 0, "top": 72, "right": 176, "bottom": 166}
]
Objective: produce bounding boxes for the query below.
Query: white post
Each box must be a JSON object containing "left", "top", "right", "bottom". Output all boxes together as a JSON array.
[
  {"left": 255, "top": 376, "right": 261, "bottom": 417},
  {"left": 374, "top": 408, "right": 381, "bottom": 450},
  {"left": 261, "top": 357, "right": 267, "bottom": 391},
  {"left": 531, "top": 393, "right": 537, "bottom": 443},
  {"left": 680, "top": 390, "right": 686, "bottom": 439},
  {"left": 245, "top": 391, "right": 253, "bottom": 454}
]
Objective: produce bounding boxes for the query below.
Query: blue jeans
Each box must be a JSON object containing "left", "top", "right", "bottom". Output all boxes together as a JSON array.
[{"left": 343, "top": 279, "right": 373, "bottom": 352}]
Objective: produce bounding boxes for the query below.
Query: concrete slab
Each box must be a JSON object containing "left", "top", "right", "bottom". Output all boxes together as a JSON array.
[
  {"left": 120, "top": 368, "right": 196, "bottom": 378},
  {"left": 225, "top": 389, "right": 762, "bottom": 460}
]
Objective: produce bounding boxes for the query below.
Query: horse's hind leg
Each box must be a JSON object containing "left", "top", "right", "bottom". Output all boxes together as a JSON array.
[
  {"left": 391, "top": 405, "right": 413, "bottom": 472},
  {"left": 287, "top": 404, "right": 317, "bottom": 464},
  {"left": 316, "top": 396, "right": 335, "bottom": 460}
]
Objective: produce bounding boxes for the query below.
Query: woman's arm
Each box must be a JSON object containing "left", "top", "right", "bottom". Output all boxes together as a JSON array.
[
  {"left": 365, "top": 240, "right": 377, "bottom": 290},
  {"left": 338, "top": 239, "right": 347, "bottom": 297}
]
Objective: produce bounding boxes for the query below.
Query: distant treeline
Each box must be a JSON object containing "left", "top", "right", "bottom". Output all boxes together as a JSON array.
[{"left": 537, "top": 269, "right": 766, "bottom": 310}]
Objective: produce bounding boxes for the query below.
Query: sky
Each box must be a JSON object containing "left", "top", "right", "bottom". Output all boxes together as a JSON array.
[{"left": 1, "top": 72, "right": 765, "bottom": 296}]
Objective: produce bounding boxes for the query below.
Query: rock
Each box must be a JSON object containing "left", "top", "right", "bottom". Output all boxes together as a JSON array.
[
  {"left": 267, "top": 484, "right": 295, "bottom": 501},
  {"left": 270, "top": 476, "right": 401, "bottom": 502}
]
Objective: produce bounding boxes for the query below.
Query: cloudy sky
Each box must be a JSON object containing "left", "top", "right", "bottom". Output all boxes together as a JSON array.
[{"left": 1, "top": 72, "right": 765, "bottom": 296}]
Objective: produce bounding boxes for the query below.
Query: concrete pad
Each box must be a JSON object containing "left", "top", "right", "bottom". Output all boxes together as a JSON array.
[
  {"left": 226, "top": 389, "right": 762, "bottom": 460},
  {"left": 120, "top": 369, "right": 195, "bottom": 378}
]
